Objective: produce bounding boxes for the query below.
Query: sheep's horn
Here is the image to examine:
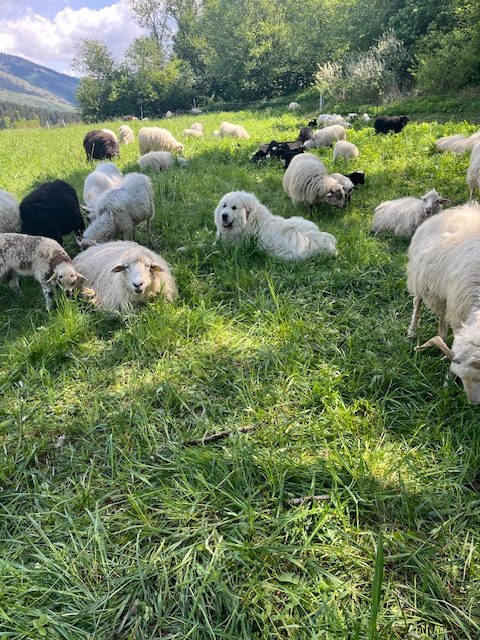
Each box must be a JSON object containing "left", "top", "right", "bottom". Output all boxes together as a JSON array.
[{"left": 414, "top": 335, "right": 453, "bottom": 360}]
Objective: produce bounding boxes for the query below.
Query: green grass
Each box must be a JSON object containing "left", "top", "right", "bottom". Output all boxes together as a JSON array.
[{"left": 1, "top": 112, "right": 480, "bottom": 639}]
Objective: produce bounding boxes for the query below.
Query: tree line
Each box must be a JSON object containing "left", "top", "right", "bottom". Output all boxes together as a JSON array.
[
  {"left": 0, "top": 100, "right": 80, "bottom": 129},
  {"left": 74, "top": 0, "right": 480, "bottom": 121}
]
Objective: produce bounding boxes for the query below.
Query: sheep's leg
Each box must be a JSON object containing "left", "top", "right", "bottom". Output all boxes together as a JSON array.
[
  {"left": 469, "top": 188, "right": 475, "bottom": 201},
  {"left": 438, "top": 316, "right": 448, "bottom": 339},
  {"left": 41, "top": 285, "right": 54, "bottom": 310},
  {"left": 8, "top": 274, "right": 20, "bottom": 294},
  {"left": 407, "top": 296, "right": 422, "bottom": 337}
]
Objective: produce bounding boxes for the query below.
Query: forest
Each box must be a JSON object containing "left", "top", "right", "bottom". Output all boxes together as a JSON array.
[{"left": 74, "top": 0, "right": 480, "bottom": 120}]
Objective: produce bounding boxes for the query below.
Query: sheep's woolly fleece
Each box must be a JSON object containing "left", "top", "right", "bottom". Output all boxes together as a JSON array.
[
  {"left": 83, "top": 163, "right": 123, "bottom": 216},
  {"left": 372, "top": 189, "right": 447, "bottom": 238},
  {"left": 73, "top": 240, "right": 177, "bottom": 313},
  {"left": 333, "top": 140, "right": 359, "bottom": 161},
  {"left": 0, "top": 189, "right": 21, "bottom": 233},
  {"left": 138, "top": 127, "right": 184, "bottom": 154},
  {"left": 118, "top": 125, "right": 135, "bottom": 145},
  {"left": 215, "top": 191, "right": 337, "bottom": 261},
  {"left": 435, "top": 131, "right": 480, "bottom": 154},
  {"left": 304, "top": 125, "right": 346, "bottom": 149},
  {"left": 467, "top": 141, "right": 480, "bottom": 199},
  {"left": 283, "top": 153, "right": 346, "bottom": 208},
  {"left": 214, "top": 122, "right": 250, "bottom": 139}
]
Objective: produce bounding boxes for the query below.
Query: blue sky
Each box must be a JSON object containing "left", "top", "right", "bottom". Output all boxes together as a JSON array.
[{"left": 0, "top": 1, "right": 145, "bottom": 75}]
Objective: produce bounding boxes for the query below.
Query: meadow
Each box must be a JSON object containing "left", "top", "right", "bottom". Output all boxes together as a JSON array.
[{"left": 0, "top": 110, "right": 479, "bottom": 639}]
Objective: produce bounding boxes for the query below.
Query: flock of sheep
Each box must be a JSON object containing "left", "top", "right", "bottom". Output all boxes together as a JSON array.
[{"left": 1, "top": 109, "right": 480, "bottom": 402}]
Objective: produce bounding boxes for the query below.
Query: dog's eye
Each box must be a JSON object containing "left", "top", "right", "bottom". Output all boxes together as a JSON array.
[
  {"left": 222, "top": 203, "right": 226, "bottom": 208},
  {"left": 232, "top": 206, "right": 237, "bottom": 210}
]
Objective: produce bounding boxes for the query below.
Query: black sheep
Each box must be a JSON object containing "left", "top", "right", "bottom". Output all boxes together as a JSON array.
[
  {"left": 345, "top": 171, "right": 365, "bottom": 186},
  {"left": 307, "top": 119, "right": 317, "bottom": 127},
  {"left": 280, "top": 148, "right": 305, "bottom": 169},
  {"left": 297, "top": 127, "right": 314, "bottom": 143},
  {"left": 20, "top": 180, "right": 85, "bottom": 246},
  {"left": 374, "top": 116, "right": 409, "bottom": 134},
  {"left": 83, "top": 129, "right": 120, "bottom": 161}
]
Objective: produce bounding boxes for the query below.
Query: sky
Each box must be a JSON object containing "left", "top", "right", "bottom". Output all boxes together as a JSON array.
[{"left": 0, "top": 1, "right": 146, "bottom": 75}]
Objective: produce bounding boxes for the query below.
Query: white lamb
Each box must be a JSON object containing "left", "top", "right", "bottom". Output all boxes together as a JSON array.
[
  {"left": 0, "top": 233, "right": 83, "bottom": 309},
  {"left": 165, "top": 110, "right": 173, "bottom": 118},
  {"left": 333, "top": 140, "right": 359, "bottom": 161},
  {"left": 118, "top": 124, "right": 135, "bottom": 145},
  {"left": 79, "top": 173, "right": 154, "bottom": 248},
  {"left": 0, "top": 190, "right": 21, "bottom": 233},
  {"left": 283, "top": 153, "right": 346, "bottom": 208},
  {"left": 406, "top": 202, "right": 480, "bottom": 403},
  {"left": 362, "top": 113, "right": 371, "bottom": 122},
  {"left": 138, "top": 127, "right": 184, "bottom": 154},
  {"left": 288, "top": 102, "right": 301, "bottom": 111},
  {"left": 467, "top": 141, "right": 480, "bottom": 200},
  {"left": 83, "top": 162, "right": 123, "bottom": 220},
  {"left": 213, "top": 122, "right": 250, "bottom": 139},
  {"left": 214, "top": 191, "right": 337, "bottom": 260},
  {"left": 182, "top": 128, "right": 203, "bottom": 138},
  {"left": 303, "top": 125, "right": 347, "bottom": 149},
  {"left": 190, "top": 123, "right": 203, "bottom": 132},
  {"left": 435, "top": 131, "right": 480, "bottom": 155},
  {"left": 372, "top": 189, "right": 449, "bottom": 238},
  {"left": 73, "top": 240, "right": 177, "bottom": 313},
  {"left": 138, "top": 151, "right": 188, "bottom": 172}
]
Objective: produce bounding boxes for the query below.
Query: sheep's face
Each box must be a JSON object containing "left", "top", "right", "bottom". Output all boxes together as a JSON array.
[
  {"left": 323, "top": 183, "right": 346, "bottom": 208},
  {"left": 111, "top": 259, "right": 163, "bottom": 297},
  {"left": 49, "top": 264, "right": 84, "bottom": 294},
  {"left": 214, "top": 193, "right": 252, "bottom": 241},
  {"left": 175, "top": 143, "right": 185, "bottom": 154},
  {"left": 422, "top": 190, "right": 449, "bottom": 217},
  {"left": 450, "top": 332, "right": 480, "bottom": 404}
]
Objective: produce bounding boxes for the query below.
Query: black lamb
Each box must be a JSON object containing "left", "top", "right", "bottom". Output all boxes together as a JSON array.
[
  {"left": 20, "top": 180, "right": 85, "bottom": 246},
  {"left": 83, "top": 129, "right": 120, "bottom": 161},
  {"left": 374, "top": 116, "right": 409, "bottom": 134},
  {"left": 345, "top": 171, "right": 365, "bottom": 186}
]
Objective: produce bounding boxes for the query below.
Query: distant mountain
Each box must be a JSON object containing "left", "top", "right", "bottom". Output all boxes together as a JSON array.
[{"left": 0, "top": 52, "right": 79, "bottom": 108}]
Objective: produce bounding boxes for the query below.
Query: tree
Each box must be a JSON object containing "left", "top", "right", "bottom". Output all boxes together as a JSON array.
[
  {"left": 126, "top": 0, "right": 175, "bottom": 52},
  {"left": 72, "top": 39, "right": 116, "bottom": 81}
]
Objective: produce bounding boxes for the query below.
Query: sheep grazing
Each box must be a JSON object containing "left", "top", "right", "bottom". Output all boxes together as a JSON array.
[
  {"left": 101, "top": 128, "right": 118, "bottom": 141},
  {"left": 190, "top": 123, "right": 203, "bottom": 132},
  {"left": 20, "top": 179, "right": 85, "bottom": 246},
  {"left": 330, "top": 173, "right": 355, "bottom": 201},
  {"left": 372, "top": 189, "right": 449, "bottom": 238},
  {"left": 435, "top": 131, "right": 480, "bottom": 155},
  {"left": 191, "top": 107, "right": 202, "bottom": 115},
  {"left": 119, "top": 124, "right": 135, "bottom": 145},
  {"left": 182, "top": 128, "right": 203, "bottom": 138},
  {"left": 345, "top": 171, "right": 365, "bottom": 186},
  {"left": 0, "top": 190, "right": 21, "bottom": 233},
  {"left": 346, "top": 113, "right": 358, "bottom": 121},
  {"left": 83, "top": 163, "right": 123, "bottom": 218},
  {"left": 138, "top": 151, "right": 188, "bottom": 172},
  {"left": 73, "top": 240, "right": 177, "bottom": 313},
  {"left": 297, "top": 127, "right": 314, "bottom": 143},
  {"left": 164, "top": 110, "right": 173, "bottom": 118},
  {"left": 467, "top": 141, "right": 480, "bottom": 200},
  {"left": 303, "top": 125, "right": 347, "bottom": 149},
  {"left": 288, "top": 102, "right": 301, "bottom": 111},
  {"left": 78, "top": 173, "right": 154, "bottom": 248},
  {"left": 214, "top": 191, "right": 337, "bottom": 261},
  {"left": 138, "top": 127, "right": 184, "bottom": 155},
  {"left": 213, "top": 122, "right": 250, "bottom": 139},
  {"left": 361, "top": 113, "right": 371, "bottom": 122},
  {"left": 406, "top": 202, "right": 480, "bottom": 403},
  {"left": 333, "top": 140, "right": 360, "bottom": 161},
  {"left": 374, "top": 115, "right": 409, "bottom": 134},
  {"left": 0, "top": 233, "right": 83, "bottom": 309},
  {"left": 83, "top": 129, "right": 120, "bottom": 161},
  {"left": 283, "top": 153, "right": 346, "bottom": 208},
  {"left": 123, "top": 115, "right": 134, "bottom": 121}
]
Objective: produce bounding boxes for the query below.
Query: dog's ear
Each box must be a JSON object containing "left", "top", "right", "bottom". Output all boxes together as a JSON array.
[{"left": 244, "top": 203, "right": 253, "bottom": 220}]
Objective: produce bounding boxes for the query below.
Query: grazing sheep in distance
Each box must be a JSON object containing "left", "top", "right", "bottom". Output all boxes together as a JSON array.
[
  {"left": 214, "top": 191, "right": 337, "bottom": 260},
  {"left": 73, "top": 241, "right": 177, "bottom": 312},
  {"left": 372, "top": 189, "right": 449, "bottom": 238},
  {"left": 20, "top": 180, "right": 85, "bottom": 246},
  {"left": 467, "top": 141, "right": 480, "bottom": 200},
  {"left": 123, "top": 115, "right": 134, "bottom": 121},
  {"left": 138, "top": 127, "right": 184, "bottom": 155},
  {"left": 83, "top": 130, "right": 120, "bottom": 161},
  {"left": 288, "top": 102, "right": 301, "bottom": 111},
  {"left": 0, "top": 233, "right": 83, "bottom": 309},
  {"left": 119, "top": 124, "right": 135, "bottom": 145},
  {"left": 435, "top": 131, "right": 480, "bottom": 155},
  {"left": 138, "top": 151, "right": 188, "bottom": 172},
  {"left": 0, "top": 190, "right": 21, "bottom": 233},
  {"left": 165, "top": 110, "right": 173, "bottom": 118},
  {"left": 333, "top": 140, "right": 359, "bottom": 161},
  {"left": 362, "top": 113, "right": 371, "bottom": 122},
  {"left": 190, "top": 123, "right": 203, "bottom": 132},
  {"left": 303, "top": 125, "right": 346, "bottom": 149},
  {"left": 79, "top": 173, "right": 154, "bottom": 248},
  {"left": 191, "top": 107, "right": 202, "bottom": 114},
  {"left": 346, "top": 113, "right": 358, "bottom": 121},
  {"left": 182, "top": 128, "right": 203, "bottom": 138},
  {"left": 406, "top": 202, "right": 480, "bottom": 403},
  {"left": 213, "top": 122, "right": 250, "bottom": 139},
  {"left": 83, "top": 163, "right": 123, "bottom": 219},
  {"left": 283, "top": 153, "right": 346, "bottom": 208},
  {"left": 374, "top": 115, "right": 409, "bottom": 134}
]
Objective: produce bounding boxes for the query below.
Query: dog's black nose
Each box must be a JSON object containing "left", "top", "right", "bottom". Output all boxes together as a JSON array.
[{"left": 222, "top": 212, "right": 228, "bottom": 221}]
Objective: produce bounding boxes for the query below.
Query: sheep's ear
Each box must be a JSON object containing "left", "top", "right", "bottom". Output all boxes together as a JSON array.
[
  {"left": 440, "top": 198, "right": 451, "bottom": 205},
  {"left": 111, "top": 264, "right": 126, "bottom": 273},
  {"left": 414, "top": 335, "right": 453, "bottom": 360},
  {"left": 75, "top": 272, "right": 87, "bottom": 281},
  {"left": 76, "top": 235, "right": 84, "bottom": 247},
  {"left": 150, "top": 264, "right": 165, "bottom": 272},
  {"left": 46, "top": 273, "right": 59, "bottom": 284}
]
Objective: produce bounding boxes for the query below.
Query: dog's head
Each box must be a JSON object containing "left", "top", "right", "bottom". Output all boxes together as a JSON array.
[{"left": 214, "top": 191, "right": 257, "bottom": 240}]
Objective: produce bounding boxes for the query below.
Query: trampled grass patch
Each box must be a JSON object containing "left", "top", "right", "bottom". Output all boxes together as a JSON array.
[{"left": 0, "top": 111, "right": 479, "bottom": 639}]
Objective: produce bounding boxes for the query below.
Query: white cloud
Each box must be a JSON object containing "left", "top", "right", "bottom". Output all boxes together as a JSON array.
[{"left": 0, "top": 1, "right": 145, "bottom": 75}]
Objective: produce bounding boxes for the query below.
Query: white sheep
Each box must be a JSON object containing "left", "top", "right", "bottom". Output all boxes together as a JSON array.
[
  {"left": 283, "top": 153, "right": 346, "bottom": 208},
  {"left": 190, "top": 123, "right": 203, "bottom": 132},
  {"left": 165, "top": 110, "right": 173, "bottom": 118},
  {"left": 435, "top": 131, "right": 480, "bottom": 154},
  {"left": 303, "top": 125, "right": 346, "bottom": 149},
  {"left": 288, "top": 102, "right": 301, "bottom": 111},
  {"left": 330, "top": 173, "right": 355, "bottom": 200},
  {"left": 138, "top": 151, "right": 188, "bottom": 172},
  {"left": 191, "top": 107, "right": 202, "bottom": 115},
  {"left": 213, "top": 122, "right": 250, "bottom": 139},
  {"left": 467, "top": 141, "right": 480, "bottom": 200},
  {"left": 73, "top": 240, "right": 177, "bottom": 313},
  {"left": 182, "top": 128, "right": 204, "bottom": 138},
  {"left": 361, "top": 113, "right": 371, "bottom": 122},
  {"left": 346, "top": 113, "right": 358, "bottom": 121},
  {"left": 372, "top": 189, "right": 448, "bottom": 238},
  {"left": 0, "top": 233, "right": 83, "bottom": 309},
  {"left": 118, "top": 124, "right": 135, "bottom": 145},
  {"left": 138, "top": 127, "right": 184, "bottom": 155},
  {"left": 79, "top": 173, "right": 154, "bottom": 248},
  {"left": 333, "top": 140, "right": 359, "bottom": 161},
  {"left": 406, "top": 202, "right": 480, "bottom": 403},
  {"left": 214, "top": 191, "right": 337, "bottom": 261},
  {"left": 83, "top": 162, "right": 123, "bottom": 219},
  {"left": 0, "top": 190, "right": 21, "bottom": 233},
  {"left": 321, "top": 114, "right": 350, "bottom": 127}
]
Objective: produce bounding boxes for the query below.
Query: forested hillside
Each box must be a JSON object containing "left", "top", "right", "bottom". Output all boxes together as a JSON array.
[{"left": 74, "top": 0, "right": 480, "bottom": 120}]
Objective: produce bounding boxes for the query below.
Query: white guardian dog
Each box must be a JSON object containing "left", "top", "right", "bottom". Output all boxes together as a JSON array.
[{"left": 214, "top": 191, "right": 337, "bottom": 261}]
